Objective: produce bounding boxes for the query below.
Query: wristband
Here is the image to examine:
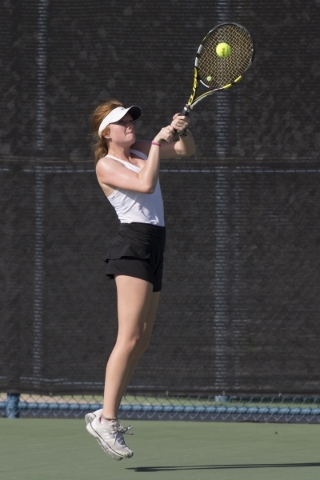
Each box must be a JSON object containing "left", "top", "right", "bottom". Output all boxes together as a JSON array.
[
  {"left": 177, "top": 128, "right": 189, "bottom": 137},
  {"left": 151, "top": 141, "right": 161, "bottom": 147}
]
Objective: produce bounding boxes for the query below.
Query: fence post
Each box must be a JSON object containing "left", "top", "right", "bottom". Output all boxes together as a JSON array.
[{"left": 6, "top": 393, "right": 20, "bottom": 418}]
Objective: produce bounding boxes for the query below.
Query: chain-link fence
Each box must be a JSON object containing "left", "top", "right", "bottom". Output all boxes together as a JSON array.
[
  {"left": 2, "top": 0, "right": 320, "bottom": 422},
  {"left": 2, "top": 391, "right": 320, "bottom": 423},
  {"left": 2, "top": 160, "right": 320, "bottom": 422}
]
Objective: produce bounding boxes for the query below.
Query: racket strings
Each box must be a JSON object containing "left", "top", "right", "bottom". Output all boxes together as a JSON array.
[{"left": 198, "top": 24, "right": 254, "bottom": 89}]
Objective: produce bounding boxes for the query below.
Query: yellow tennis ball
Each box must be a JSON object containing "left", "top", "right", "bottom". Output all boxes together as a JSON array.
[
  {"left": 206, "top": 76, "right": 212, "bottom": 82},
  {"left": 216, "top": 42, "right": 231, "bottom": 58}
]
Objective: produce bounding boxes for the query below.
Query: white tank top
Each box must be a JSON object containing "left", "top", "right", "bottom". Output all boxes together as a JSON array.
[{"left": 105, "top": 148, "right": 165, "bottom": 226}]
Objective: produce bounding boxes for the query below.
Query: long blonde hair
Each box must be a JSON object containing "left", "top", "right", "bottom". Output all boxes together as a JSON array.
[{"left": 91, "top": 99, "right": 123, "bottom": 164}]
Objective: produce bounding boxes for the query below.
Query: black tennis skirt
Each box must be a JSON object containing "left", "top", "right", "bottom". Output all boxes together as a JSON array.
[{"left": 103, "top": 222, "right": 166, "bottom": 292}]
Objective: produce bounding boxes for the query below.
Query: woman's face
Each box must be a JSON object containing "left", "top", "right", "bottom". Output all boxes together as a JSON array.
[{"left": 106, "top": 113, "right": 136, "bottom": 144}]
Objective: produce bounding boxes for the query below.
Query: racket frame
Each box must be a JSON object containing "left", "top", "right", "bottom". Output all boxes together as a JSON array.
[{"left": 181, "top": 22, "right": 255, "bottom": 116}]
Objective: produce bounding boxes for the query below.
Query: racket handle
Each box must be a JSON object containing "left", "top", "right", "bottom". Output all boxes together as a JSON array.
[
  {"left": 173, "top": 105, "right": 191, "bottom": 134},
  {"left": 180, "top": 105, "right": 191, "bottom": 116}
]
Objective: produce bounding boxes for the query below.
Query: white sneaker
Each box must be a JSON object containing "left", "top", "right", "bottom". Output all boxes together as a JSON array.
[
  {"left": 85, "top": 409, "right": 133, "bottom": 435},
  {"left": 85, "top": 409, "right": 102, "bottom": 425},
  {"left": 86, "top": 416, "right": 134, "bottom": 460}
]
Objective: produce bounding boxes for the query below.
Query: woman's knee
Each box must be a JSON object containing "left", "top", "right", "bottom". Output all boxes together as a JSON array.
[
  {"left": 117, "top": 330, "right": 151, "bottom": 356},
  {"left": 116, "top": 332, "right": 142, "bottom": 353}
]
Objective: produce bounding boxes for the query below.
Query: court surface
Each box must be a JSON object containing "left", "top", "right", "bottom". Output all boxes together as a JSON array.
[{"left": 1, "top": 418, "right": 319, "bottom": 480}]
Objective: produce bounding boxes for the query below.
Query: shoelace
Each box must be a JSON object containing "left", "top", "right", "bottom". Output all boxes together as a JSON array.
[
  {"left": 118, "top": 423, "right": 133, "bottom": 435},
  {"left": 110, "top": 422, "right": 133, "bottom": 447}
]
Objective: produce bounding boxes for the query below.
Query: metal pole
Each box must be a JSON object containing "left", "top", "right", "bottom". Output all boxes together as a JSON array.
[
  {"left": 213, "top": 2, "right": 232, "bottom": 399},
  {"left": 33, "top": 0, "right": 48, "bottom": 385}
]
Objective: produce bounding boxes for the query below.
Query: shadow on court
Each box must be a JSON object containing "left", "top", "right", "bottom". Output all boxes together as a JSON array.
[{"left": 127, "top": 463, "right": 320, "bottom": 473}]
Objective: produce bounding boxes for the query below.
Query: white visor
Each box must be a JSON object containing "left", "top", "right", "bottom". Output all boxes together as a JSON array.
[{"left": 98, "top": 105, "right": 142, "bottom": 137}]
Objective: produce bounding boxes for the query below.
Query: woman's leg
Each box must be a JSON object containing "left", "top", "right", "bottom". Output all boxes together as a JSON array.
[
  {"left": 102, "top": 275, "right": 160, "bottom": 419},
  {"left": 116, "top": 289, "right": 161, "bottom": 410}
]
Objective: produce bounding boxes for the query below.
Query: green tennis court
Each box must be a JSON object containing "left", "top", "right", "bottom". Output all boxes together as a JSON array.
[{"left": 1, "top": 418, "right": 319, "bottom": 480}]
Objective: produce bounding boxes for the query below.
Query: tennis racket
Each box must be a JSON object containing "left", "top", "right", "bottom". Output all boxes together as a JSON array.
[{"left": 180, "top": 22, "right": 255, "bottom": 116}]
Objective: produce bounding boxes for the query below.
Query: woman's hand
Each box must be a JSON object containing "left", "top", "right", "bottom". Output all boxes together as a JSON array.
[
  {"left": 171, "top": 113, "right": 189, "bottom": 134},
  {"left": 153, "top": 125, "right": 176, "bottom": 145}
]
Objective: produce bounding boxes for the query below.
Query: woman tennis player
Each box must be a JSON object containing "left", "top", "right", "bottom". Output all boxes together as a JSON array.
[{"left": 85, "top": 99, "right": 196, "bottom": 460}]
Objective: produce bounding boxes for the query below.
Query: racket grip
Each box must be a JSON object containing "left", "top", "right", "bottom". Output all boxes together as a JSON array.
[{"left": 180, "top": 105, "right": 191, "bottom": 116}]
